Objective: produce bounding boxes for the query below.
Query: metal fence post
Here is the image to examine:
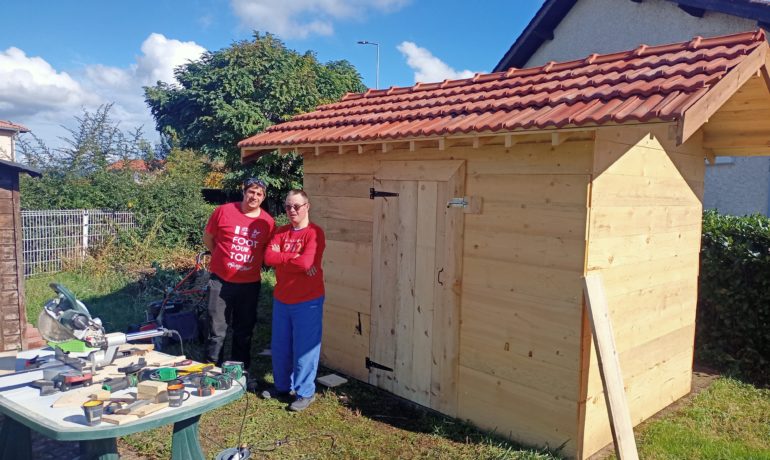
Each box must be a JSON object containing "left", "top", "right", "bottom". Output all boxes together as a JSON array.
[{"left": 82, "top": 210, "right": 89, "bottom": 259}]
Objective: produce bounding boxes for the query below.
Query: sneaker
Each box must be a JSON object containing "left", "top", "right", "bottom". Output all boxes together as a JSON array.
[
  {"left": 289, "top": 395, "right": 316, "bottom": 412},
  {"left": 260, "top": 387, "right": 290, "bottom": 400}
]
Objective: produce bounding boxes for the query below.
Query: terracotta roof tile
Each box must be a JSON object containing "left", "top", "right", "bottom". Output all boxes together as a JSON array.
[
  {"left": 239, "top": 30, "right": 767, "bottom": 151},
  {"left": 0, "top": 120, "right": 30, "bottom": 133}
]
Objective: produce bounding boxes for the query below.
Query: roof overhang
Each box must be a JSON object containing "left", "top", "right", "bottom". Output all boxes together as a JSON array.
[
  {"left": 678, "top": 40, "right": 770, "bottom": 155},
  {"left": 0, "top": 159, "right": 42, "bottom": 177}
]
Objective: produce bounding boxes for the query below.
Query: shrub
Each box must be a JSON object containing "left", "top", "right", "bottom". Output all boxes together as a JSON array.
[{"left": 697, "top": 210, "right": 770, "bottom": 385}]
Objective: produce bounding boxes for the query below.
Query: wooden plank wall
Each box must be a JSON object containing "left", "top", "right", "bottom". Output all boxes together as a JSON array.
[
  {"left": 579, "top": 124, "right": 705, "bottom": 458},
  {"left": 305, "top": 136, "right": 592, "bottom": 457},
  {"left": 0, "top": 170, "right": 25, "bottom": 351}
]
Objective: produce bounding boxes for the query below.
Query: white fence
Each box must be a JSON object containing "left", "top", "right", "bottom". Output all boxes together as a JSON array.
[{"left": 21, "top": 209, "right": 137, "bottom": 277}]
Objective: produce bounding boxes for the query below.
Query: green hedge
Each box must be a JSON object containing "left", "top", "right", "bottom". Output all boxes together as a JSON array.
[{"left": 697, "top": 210, "right": 770, "bottom": 385}]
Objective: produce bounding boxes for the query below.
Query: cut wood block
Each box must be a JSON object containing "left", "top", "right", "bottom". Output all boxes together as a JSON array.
[
  {"left": 51, "top": 384, "right": 105, "bottom": 408},
  {"left": 144, "top": 352, "right": 186, "bottom": 367},
  {"left": 137, "top": 381, "right": 169, "bottom": 402},
  {"left": 102, "top": 413, "right": 139, "bottom": 425},
  {"left": 132, "top": 402, "right": 168, "bottom": 417}
]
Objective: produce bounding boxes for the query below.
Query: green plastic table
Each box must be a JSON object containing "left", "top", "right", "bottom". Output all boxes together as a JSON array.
[{"left": 0, "top": 350, "right": 244, "bottom": 460}]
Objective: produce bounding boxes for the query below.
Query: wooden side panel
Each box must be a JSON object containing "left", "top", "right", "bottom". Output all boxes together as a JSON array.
[
  {"left": 321, "top": 304, "right": 370, "bottom": 381},
  {"left": 305, "top": 163, "right": 375, "bottom": 381},
  {"left": 0, "top": 170, "right": 24, "bottom": 352},
  {"left": 579, "top": 124, "right": 704, "bottom": 459},
  {"left": 458, "top": 365, "right": 578, "bottom": 455}
]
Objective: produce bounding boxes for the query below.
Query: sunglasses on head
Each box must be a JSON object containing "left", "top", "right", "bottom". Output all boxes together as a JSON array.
[
  {"left": 284, "top": 203, "right": 308, "bottom": 212},
  {"left": 243, "top": 178, "right": 267, "bottom": 190}
]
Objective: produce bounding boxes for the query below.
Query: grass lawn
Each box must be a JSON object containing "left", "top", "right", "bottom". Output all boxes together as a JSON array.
[{"left": 22, "top": 268, "right": 770, "bottom": 459}]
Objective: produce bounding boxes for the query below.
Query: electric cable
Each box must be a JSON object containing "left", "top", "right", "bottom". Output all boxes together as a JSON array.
[{"left": 169, "top": 329, "right": 184, "bottom": 357}]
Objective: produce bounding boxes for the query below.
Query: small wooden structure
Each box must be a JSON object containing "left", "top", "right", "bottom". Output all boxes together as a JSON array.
[
  {"left": 239, "top": 31, "right": 770, "bottom": 459},
  {"left": 0, "top": 159, "right": 41, "bottom": 352}
]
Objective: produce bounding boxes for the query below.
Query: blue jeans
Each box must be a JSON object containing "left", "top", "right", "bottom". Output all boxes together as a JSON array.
[{"left": 271, "top": 296, "right": 324, "bottom": 398}]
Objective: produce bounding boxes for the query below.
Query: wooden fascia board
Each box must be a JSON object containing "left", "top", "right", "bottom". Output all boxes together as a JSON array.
[
  {"left": 761, "top": 53, "right": 770, "bottom": 95},
  {"left": 677, "top": 42, "right": 769, "bottom": 145}
]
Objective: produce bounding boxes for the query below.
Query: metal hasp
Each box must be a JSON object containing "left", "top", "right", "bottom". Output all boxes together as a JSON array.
[
  {"left": 365, "top": 357, "right": 394, "bottom": 372},
  {"left": 370, "top": 188, "right": 399, "bottom": 199},
  {"left": 447, "top": 197, "right": 468, "bottom": 208}
]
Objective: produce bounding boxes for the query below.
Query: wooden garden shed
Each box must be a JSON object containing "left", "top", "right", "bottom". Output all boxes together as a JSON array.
[{"left": 239, "top": 30, "right": 770, "bottom": 459}]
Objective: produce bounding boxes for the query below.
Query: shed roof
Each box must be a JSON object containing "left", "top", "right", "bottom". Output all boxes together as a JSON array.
[
  {"left": 0, "top": 120, "right": 30, "bottom": 133},
  {"left": 493, "top": 0, "right": 770, "bottom": 71},
  {"left": 240, "top": 30, "right": 769, "bottom": 160},
  {"left": 0, "top": 159, "right": 42, "bottom": 177}
]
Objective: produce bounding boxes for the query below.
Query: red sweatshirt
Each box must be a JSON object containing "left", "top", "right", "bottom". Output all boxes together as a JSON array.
[
  {"left": 264, "top": 222, "right": 325, "bottom": 304},
  {"left": 205, "top": 202, "right": 274, "bottom": 283}
]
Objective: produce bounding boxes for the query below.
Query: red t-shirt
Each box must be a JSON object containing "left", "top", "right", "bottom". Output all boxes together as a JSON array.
[
  {"left": 264, "top": 223, "right": 325, "bottom": 304},
  {"left": 205, "top": 202, "right": 274, "bottom": 283}
]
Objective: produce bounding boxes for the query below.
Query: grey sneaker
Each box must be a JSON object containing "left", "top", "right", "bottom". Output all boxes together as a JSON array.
[
  {"left": 289, "top": 395, "right": 316, "bottom": 412},
  {"left": 260, "top": 387, "right": 290, "bottom": 400}
]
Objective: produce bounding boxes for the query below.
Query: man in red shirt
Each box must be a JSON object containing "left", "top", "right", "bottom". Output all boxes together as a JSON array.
[
  {"left": 262, "top": 190, "right": 325, "bottom": 411},
  {"left": 203, "top": 178, "right": 274, "bottom": 370}
]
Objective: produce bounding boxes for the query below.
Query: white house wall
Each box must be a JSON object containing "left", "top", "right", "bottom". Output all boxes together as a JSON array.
[
  {"left": 523, "top": 0, "right": 768, "bottom": 216},
  {"left": 0, "top": 135, "right": 13, "bottom": 162},
  {"left": 704, "top": 157, "right": 770, "bottom": 216}
]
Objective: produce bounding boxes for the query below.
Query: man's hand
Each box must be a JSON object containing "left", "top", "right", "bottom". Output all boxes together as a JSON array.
[{"left": 306, "top": 266, "right": 318, "bottom": 277}]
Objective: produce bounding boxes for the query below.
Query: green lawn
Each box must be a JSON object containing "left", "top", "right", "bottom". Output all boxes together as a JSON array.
[{"left": 23, "top": 268, "right": 770, "bottom": 459}]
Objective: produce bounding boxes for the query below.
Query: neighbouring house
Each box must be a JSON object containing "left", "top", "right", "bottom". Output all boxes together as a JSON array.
[
  {"left": 0, "top": 120, "right": 29, "bottom": 163},
  {"left": 494, "top": 0, "right": 770, "bottom": 216},
  {"left": 238, "top": 31, "right": 770, "bottom": 459}
]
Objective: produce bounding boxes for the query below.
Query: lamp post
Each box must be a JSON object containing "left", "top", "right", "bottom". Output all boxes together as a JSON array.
[{"left": 357, "top": 40, "right": 380, "bottom": 89}]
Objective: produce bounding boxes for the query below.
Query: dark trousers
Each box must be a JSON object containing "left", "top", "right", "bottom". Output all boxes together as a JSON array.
[{"left": 206, "top": 275, "right": 261, "bottom": 369}]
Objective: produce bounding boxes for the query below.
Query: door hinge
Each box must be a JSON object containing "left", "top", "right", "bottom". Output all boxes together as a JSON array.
[
  {"left": 365, "top": 357, "right": 394, "bottom": 372},
  {"left": 370, "top": 188, "right": 399, "bottom": 199}
]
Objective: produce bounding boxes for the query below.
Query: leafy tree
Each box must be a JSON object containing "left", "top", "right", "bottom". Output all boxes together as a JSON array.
[
  {"left": 144, "top": 32, "right": 367, "bottom": 211},
  {"left": 19, "top": 106, "right": 211, "bottom": 248}
]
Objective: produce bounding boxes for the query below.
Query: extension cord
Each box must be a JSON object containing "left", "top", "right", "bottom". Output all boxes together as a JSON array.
[{"left": 215, "top": 447, "right": 251, "bottom": 460}]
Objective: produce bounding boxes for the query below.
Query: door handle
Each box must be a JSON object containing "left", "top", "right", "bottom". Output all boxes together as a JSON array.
[{"left": 437, "top": 268, "right": 444, "bottom": 286}]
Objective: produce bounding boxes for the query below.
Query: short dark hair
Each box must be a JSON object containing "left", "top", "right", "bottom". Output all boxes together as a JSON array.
[{"left": 286, "top": 189, "right": 308, "bottom": 202}]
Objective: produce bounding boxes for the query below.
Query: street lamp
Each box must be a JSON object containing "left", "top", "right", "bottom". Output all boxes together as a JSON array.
[{"left": 357, "top": 40, "right": 380, "bottom": 89}]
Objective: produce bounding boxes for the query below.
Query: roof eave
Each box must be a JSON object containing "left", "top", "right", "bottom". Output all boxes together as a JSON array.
[{"left": 677, "top": 39, "right": 770, "bottom": 145}]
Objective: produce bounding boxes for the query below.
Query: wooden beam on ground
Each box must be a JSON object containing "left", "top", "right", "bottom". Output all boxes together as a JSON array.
[
  {"left": 678, "top": 42, "right": 769, "bottom": 145},
  {"left": 583, "top": 273, "right": 640, "bottom": 460}
]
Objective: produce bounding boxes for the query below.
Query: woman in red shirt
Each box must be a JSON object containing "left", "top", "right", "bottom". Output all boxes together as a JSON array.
[{"left": 262, "top": 190, "right": 325, "bottom": 412}]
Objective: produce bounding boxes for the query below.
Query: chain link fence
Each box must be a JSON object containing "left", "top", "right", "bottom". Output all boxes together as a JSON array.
[{"left": 21, "top": 209, "right": 137, "bottom": 277}]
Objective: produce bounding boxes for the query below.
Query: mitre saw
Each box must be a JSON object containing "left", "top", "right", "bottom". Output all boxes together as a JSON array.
[{"left": 35, "top": 283, "right": 176, "bottom": 374}]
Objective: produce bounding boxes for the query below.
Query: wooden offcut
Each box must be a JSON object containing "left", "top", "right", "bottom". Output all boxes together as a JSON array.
[{"left": 584, "top": 273, "right": 639, "bottom": 460}]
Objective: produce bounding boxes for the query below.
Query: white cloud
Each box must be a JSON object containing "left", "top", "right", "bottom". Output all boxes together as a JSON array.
[
  {"left": 0, "top": 34, "right": 206, "bottom": 149},
  {"left": 0, "top": 47, "right": 99, "bottom": 118},
  {"left": 397, "top": 41, "right": 478, "bottom": 84},
  {"left": 230, "top": 0, "right": 409, "bottom": 39}
]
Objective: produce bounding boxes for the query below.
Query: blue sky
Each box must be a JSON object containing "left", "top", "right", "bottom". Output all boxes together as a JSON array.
[{"left": 0, "top": 0, "right": 542, "bottom": 148}]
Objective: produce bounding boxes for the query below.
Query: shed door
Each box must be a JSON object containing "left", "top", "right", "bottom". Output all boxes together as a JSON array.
[{"left": 369, "top": 160, "right": 465, "bottom": 416}]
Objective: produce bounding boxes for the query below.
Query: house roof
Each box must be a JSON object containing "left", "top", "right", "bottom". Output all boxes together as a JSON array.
[
  {"left": 0, "top": 159, "right": 42, "bottom": 177},
  {"left": 493, "top": 0, "right": 770, "bottom": 72},
  {"left": 0, "top": 120, "right": 30, "bottom": 133},
  {"left": 106, "top": 159, "right": 164, "bottom": 172},
  {"left": 239, "top": 30, "right": 769, "bottom": 159}
]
